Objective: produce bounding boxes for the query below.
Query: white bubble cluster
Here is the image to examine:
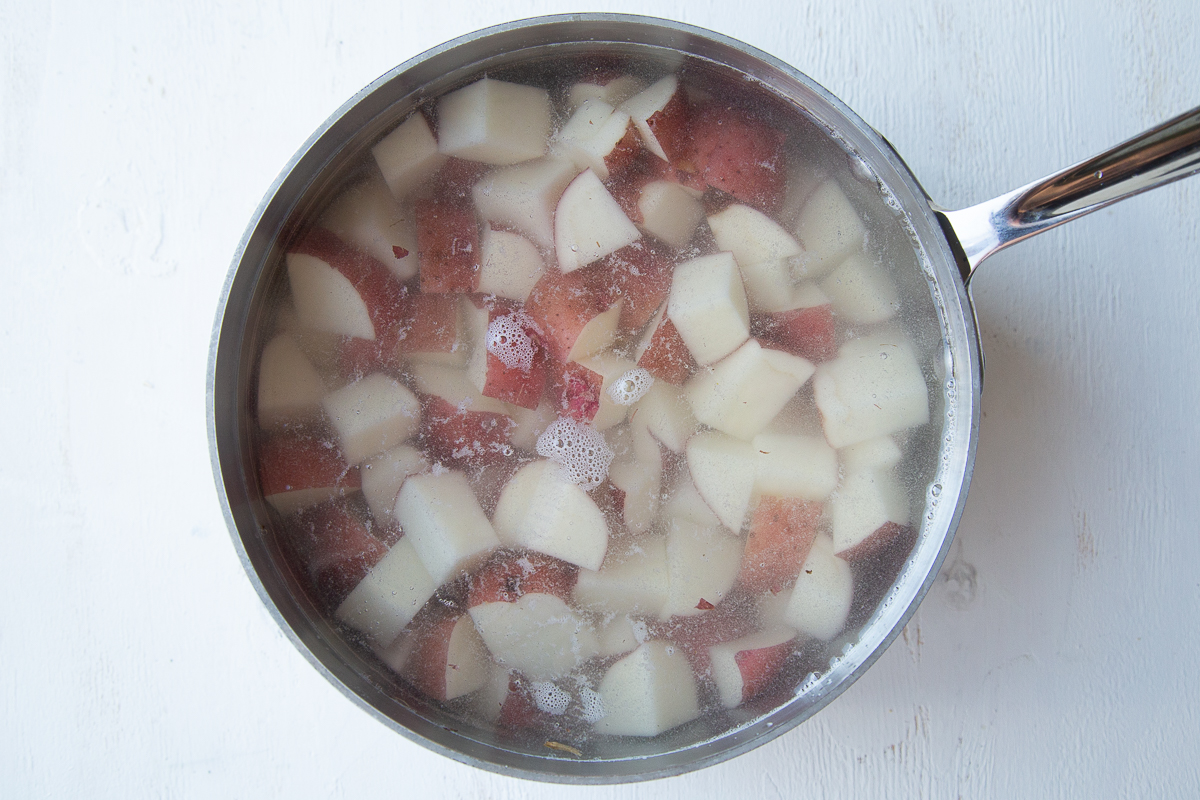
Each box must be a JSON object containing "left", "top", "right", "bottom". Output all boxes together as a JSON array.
[
  {"left": 486, "top": 312, "right": 536, "bottom": 372},
  {"left": 536, "top": 416, "right": 614, "bottom": 489},
  {"left": 530, "top": 681, "right": 572, "bottom": 716},
  {"left": 606, "top": 367, "right": 654, "bottom": 405},
  {"left": 579, "top": 686, "right": 605, "bottom": 723}
]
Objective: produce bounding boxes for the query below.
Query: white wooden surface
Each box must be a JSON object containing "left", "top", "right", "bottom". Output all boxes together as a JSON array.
[{"left": 3, "top": 0, "right": 1198, "bottom": 796}]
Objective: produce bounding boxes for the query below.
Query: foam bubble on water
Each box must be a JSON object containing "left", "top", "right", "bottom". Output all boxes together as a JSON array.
[
  {"left": 606, "top": 367, "right": 654, "bottom": 405},
  {"left": 536, "top": 416, "right": 614, "bottom": 489},
  {"left": 530, "top": 681, "right": 572, "bottom": 716},
  {"left": 579, "top": 686, "right": 605, "bottom": 723},
  {"left": 486, "top": 312, "right": 536, "bottom": 371}
]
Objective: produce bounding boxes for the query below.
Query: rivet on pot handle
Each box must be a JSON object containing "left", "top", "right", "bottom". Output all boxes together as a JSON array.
[{"left": 935, "top": 105, "right": 1200, "bottom": 284}]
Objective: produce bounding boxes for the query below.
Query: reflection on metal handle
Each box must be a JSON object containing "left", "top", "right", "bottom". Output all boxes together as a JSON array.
[{"left": 937, "top": 105, "right": 1200, "bottom": 283}]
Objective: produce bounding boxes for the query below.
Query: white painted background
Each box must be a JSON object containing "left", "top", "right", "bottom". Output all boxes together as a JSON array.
[{"left": 3, "top": 0, "right": 1198, "bottom": 796}]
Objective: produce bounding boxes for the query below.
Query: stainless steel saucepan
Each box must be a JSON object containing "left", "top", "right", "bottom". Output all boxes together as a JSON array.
[{"left": 207, "top": 14, "right": 1200, "bottom": 783}]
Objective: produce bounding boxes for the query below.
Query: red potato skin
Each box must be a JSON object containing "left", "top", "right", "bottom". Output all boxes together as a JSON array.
[
  {"left": 734, "top": 637, "right": 795, "bottom": 703},
  {"left": 636, "top": 315, "right": 697, "bottom": 385},
  {"left": 467, "top": 550, "right": 579, "bottom": 607},
  {"left": 290, "top": 227, "right": 410, "bottom": 341},
  {"left": 523, "top": 269, "right": 607, "bottom": 363},
  {"left": 259, "top": 434, "right": 361, "bottom": 498},
  {"left": 604, "top": 122, "right": 643, "bottom": 181},
  {"left": 470, "top": 296, "right": 548, "bottom": 410},
  {"left": 284, "top": 502, "right": 387, "bottom": 609},
  {"left": 549, "top": 360, "right": 603, "bottom": 423},
  {"left": 416, "top": 199, "right": 480, "bottom": 294},
  {"left": 420, "top": 395, "right": 515, "bottom": 467},
  {"left": 403, "top": 611, "right": 470, "bottom": 702},
  {"left": 739, "top": 497, "right": 822, "bottom": 594},
  {"left": 430, "top": 157, "right": 490, "bottom": 200},
  {"left": 652, "top": 600, "right": 759, "bottom": 676},
  {"left": 837, "top": 521, "right": 914, "bottom": 563},
  {"left": 753, "top": 304, "right": 837, "bottom": 363},
  {"left": 689, "top": 106, "right": 787, "bottom": 213},
  {"left": 337, "top": 291, "right": 462, "bottom": 380},
  {"left": 645, "top": 89, "right": 692, "bottom": 163},
  {"left": 586, "top": 242, "right": 674, "bottom": 334}
]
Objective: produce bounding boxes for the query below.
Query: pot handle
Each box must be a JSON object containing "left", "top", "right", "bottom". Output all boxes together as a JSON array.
[{"left": 935, "top": 105, "right": 1200, "bottom": 283}]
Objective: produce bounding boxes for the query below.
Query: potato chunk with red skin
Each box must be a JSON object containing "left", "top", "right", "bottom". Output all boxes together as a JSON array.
[
  {"left": 523, "top": 268, "right": 609, "bottom": 363},
  {"left": 690, "top": 106, "right": 787, "bottom": 213},
  {"left": 259, "top": 434, "right": 361, "bottom": 515},
  {"left": 549, "top": 360, "right": 603, "bottom": 424},
  {"left": 739, "top": 497, "right": 821, "bottom": 594},
  {"left": 416, "top": 199, "right": 480, "bottom": 294},
  {"left": 283, "top": 502, "right": 387, "bottom": 610},
  {"left": 753, "top": 303, "right": 837, "bottom": 363},
  {"left": 420, "top": 395, "right": 515, "bottom": 467},
  {"left": 635, "top": 309, "right": 697, "bottom": 385},
  {"left": 585, "top": 241, "right": 674, "bottom": 334},
  {"left": 467, "top": 550, "right": 578, "bottom": 607},
  {"left": 467, "top": 297, "right": 548, "bottom": 410}
]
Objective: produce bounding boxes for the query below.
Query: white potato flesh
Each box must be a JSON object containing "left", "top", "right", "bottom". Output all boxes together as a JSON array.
[
  {"left": 839, "top": 436, "right": 902, "bottom": 471},
  {"left": 287, "top": 252, "right": 375, "bottom": 340},
  {"left": 322, "top": 373, "right": 421, "bottom": 465},
  {"left": 436, "top": 78, "right": 551, "bottom": 165},
  {"left": 793, "top": 179, "right": 866, "bottom": 280},
  {"left": 507, "top": 397, "right": 558, "bottom": 452},
  {"left": 334, "top": 538, "right": 438, "bottom": 647},
  {"left": 783, "top": 534, "right": 853, "bottom": 641},
  {"left": 393, "top": 471, "right": 500, "bottom": 585},
  {"left": 371, "top": 112, "right": 446, "bottom": 201},
  {"left": 554, "top": 169, "right": 641, "bottom": 273},
  {"left": 685, "top": 431, "right": 758, "bottom": 533},
  {"left": 813, "top": 333, "right": 930, "bottom": 448},
  {"left": 577, "top": 353, "right": 637, "bottom": 430},
  {"left": 441, "top": 615, "right": 491, "bottom": 700},
  {"left": 595, "top": 614, "right": 646, "bottom": 658},
  {"left": 408, "top": 362, "right": 512, "bottom": 416},
  {"left": 628, "top": 380, "right": 698, "bottom": 453},
  {"left": 606, "top": 433, "right": 663, "bottom": 535},
  {"left": 661, "top": 518, "right": 742, "bottom": 618},
  {"left": 320, "top": 172, "right": 419, "bottom": 281},
  {"left": 619, "top": 75, "right": 679, "bottom": 161},
  {"left": 819, "top": 252, "right": 900, "bottom": 324},
  {"left": 595, "top": 641, "right": 701, "bottom": 736},
  {"left": 361, "top": 445, "right": 428, "bottom": 523},
  {"left": 564, "top": 302, "right": 622, "bottom": 363},
  {"left": 708, "top": 204, "right": 806, "bottom": 312},
  {"left": 478, "top": 226, "right": 546, "bottom": 302},
  {"left": 638, "top": 180, "right": 704, "bottom": 249},
  {"left": 660, "top": 472, "right": 723, "bottom": 531},
  {"left": 667, "top": 252, "right": 750, "bottom": 366},
  {"left": 568, "top": 75, "right": 645, "bottom": 112},
  {"left": 553, "top": 99, "right": 634, "bottom": 181},
  {"left": 752, "top": 432, "right": 838, "bottom": 501},
  {"left": 686, "top": 339, "right": 815, "bottom": 441},
  {"left": 829, "top": 466, "right": 909, "bottom": 557},
  {"left": 473, "top": 157, "right": 580, "bottom": 249},
  {"left": 468, "top": 593, "right": 599, "bottom": 681},
  {"left": 572, "top": 537, "right": 669, "bottom": 616},
  {"left": 257, "top": 334, "right": 326, "bottom": 429},
  {"left": 491, "top": 459, "right": 609, "bottom": 571}
]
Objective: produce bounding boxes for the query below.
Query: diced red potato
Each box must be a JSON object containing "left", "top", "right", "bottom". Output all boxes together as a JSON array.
[
  {"left": 360, "top": 444, "right": 429, "bottom": 524},
  {"left": 708, "top": 627, "right": 798, "bottom": 708},
  {"left": 469, "top": 663, "right": 519, "bottom": 723},
  {"left": 466, "top": 549, "right": 578, "bottom": 607},
  {"left": 818, "top": 252, "right": 900, "bottom": 324},
  {"left": 554, "top": 169, "right": 641, "bottom": 273},
  {"left": 595, "top": 614, "right": 648, "bottom": 659},
  {"left": 394, "top": 292, "right": 471, "bottom": 367},
  {"left": 627, "top": 379, "right": 699, "bottom": 454},
  {"left": 689, "top": 105, "right": 787, "bottom": 212},
  {"left": 552, "top": 99, "right": 640, "bottom": 181},
  {"left": 461, "top": 298, "right": 546, "bottom": 410},
  {"left": 523, "top": 268, "right": 617, "bottom": 363},
  {"left": 778, "top": 156, "right": 829, "bottom": 229},
  {"left": 416, "top": 199, "right": 480, "bottom": 294},
  {"left": 684, "top": 431, "right": 757, "bottom": 533},
  {"left": 420, "top": 395, "right": 515, "bottom": 467},
  {"left": 828, "top": 466, "right": 910, "bottom": 561},
  {"left": 634, "top": 180, "right": 705, "bottom": 250},
  {"left": 436, "top": 78, "right": 552, "bottom": 166},
  {"left": 472, "top": 157, "right": 580, "bottom": 250},
  {"left": 619, "top": 75, "right": 690, "bottom": 163},
  {"left": 667, "top": 252, "right": 750, "bottom": 366},
  {"left": 707, "top": 203, "right": 805, "bottom": 312},
  {"left": 793, "top": 179, "right": 867, "bottom": 280},
  {"left": 782, "top": 534, "right": 853, "bottom": 641},
  {"left": 491, "top": 459, "right": 609, "bottom": 571},
  {"left": 429, "top": 157, "right": 492, "bottom": 200},
  {"left": 284, "top": 502, "right": 387, "bottom": 609},
  {"left": 468, "top": 593, "right": 600, "bottom": 681},
  {"left": 739, "top": 497, "right": 821, "bottom": 594},
  {"left": 633, "top": 307, "right": 698, "bottom": 386},
  {"left": 257, "top": 334, "right": 326, "bottom": 429},
  {"left": 686, "top": 338, "right": 815, "bottom": 441},
  {"left": 334, "top": 536, "right": 438, "bottom": 646},
  {"left": 585, "top": 242, "right": 674, "bottom": 334},
  {"left": 407, "top": 362, "right": 512, "bottom": 416},
  {"left": 660, "top": 471, "right": 723, "bottom": 531},
  {"left": 478, "top": 226, "right": 546, "bottom": 302},
  {"left": 271, "top": 301, "right": 344, "bottom": 379},
  {"left": 660, "top": 517, "right": 743, "bottom": 619},
  {"left": 606, "top": 427, "right": 664, "bottom": 534},
  {"left": 594, "top": 641, "right": 701, "bottom": 737},
  {"left": 567, "top": 75, "right": 645, "bottom": 112},
  {"left": 752, "top": 432, "right": 838, "bottom": 502},
  {"left": 839, "top": 436, "right": 902, "bottom": 472},
  {"left": 507, "top": 397, "right": 559, "bottom": 452},
  {"left": 574, "top": 353, "right": 637, "bottom": 430},
  {"left": 259, "top": 434, "right": 361, "bottom": 515},
  {"left": 320, "top": 172, "right": 419, "bottom": 281},
  {"left": 402, "top": 610, "right": 491, "bottom": 701},
  {"left": 371, "top": 111, "right": 447, "bottom": 201},
  {"left": 322, "top": 373, "right": 422, "bottom": 466},
  {"left": 393, "top": 470, "right": 501, "bottom": 585},
  {"left": 549, "top": 360, "right": 603, "bottom": 424},
  {"left": 813, "top": 333, "right": 930, "bottom": 449},
  {"left": 753, "top": 302, "right": 838, "bottom": 363},
  {"left": 572, "top": 537, "right": 669, "bottom": 615},
  {"left": 652, "top": 602, "right": 759, "bottom": 676}
]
